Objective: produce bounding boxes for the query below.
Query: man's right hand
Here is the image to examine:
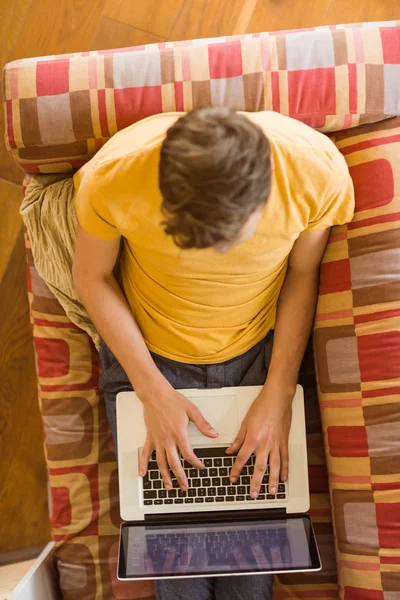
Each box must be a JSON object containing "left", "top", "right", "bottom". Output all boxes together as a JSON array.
[{"left": 139, "top": 383, "right": 218, "bottom": 491}]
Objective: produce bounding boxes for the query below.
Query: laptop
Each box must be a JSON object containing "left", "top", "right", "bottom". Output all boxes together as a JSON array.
[{"left": 116, "top": 385, "right": 321, "bottom": 580}]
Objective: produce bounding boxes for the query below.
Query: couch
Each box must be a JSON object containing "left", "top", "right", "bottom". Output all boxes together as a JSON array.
[{"left": 3, "top": 20, "right": 400, "bottom": 600}]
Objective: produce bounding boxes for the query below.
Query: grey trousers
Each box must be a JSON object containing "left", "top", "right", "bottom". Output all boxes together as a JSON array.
[{"left": 100, "top": 332, "right": 277, "bottom": 600}]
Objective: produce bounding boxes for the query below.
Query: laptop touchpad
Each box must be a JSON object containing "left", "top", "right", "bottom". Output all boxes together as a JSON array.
[{"left": 187, "top": 395, "right": 239, "bottom": 437}]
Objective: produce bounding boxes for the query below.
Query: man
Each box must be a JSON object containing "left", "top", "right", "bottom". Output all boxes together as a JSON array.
[{"left": 73, "top": 107, "right": 354, "bottom": 599}]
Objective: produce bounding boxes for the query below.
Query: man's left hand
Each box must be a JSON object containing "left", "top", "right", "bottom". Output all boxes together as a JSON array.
[{"left": 226, "top": 387, "right": 293, "bottom": 498}]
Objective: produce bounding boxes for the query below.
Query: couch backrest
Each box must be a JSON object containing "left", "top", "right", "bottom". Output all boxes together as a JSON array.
[{"left": 2, "top": 21, "right": 400, "bottom": 174}]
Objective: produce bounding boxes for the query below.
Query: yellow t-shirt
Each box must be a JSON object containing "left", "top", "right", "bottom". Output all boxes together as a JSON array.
[{"left": 74, "top": 111, "right": 354, "bottom": 364}]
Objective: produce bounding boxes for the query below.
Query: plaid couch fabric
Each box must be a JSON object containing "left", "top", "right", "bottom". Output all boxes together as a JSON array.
[
  {"left": 3, "top": 21, "right": 400, "bottom": 174},
  {"left": 3, "top": 20, "right": 400, "bottom": 600}
]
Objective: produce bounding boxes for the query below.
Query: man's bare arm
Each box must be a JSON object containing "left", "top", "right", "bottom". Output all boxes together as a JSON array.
[
  {"left": 72, "top": 224, "right": 217, "bottom": 489},
  {"left": 266, "top": 227, "right": 331, "bottom": 394},
  {"left": 73, "top": 223, "right": 165, "bottom": 394},
  {"left": 228, "top": 228, "right": 330, "bottom": 496}
]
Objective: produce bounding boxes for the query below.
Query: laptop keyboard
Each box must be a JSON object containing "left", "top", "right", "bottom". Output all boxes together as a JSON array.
[{"left": 142, "top": 447, "right": 286, "bottom": 506}]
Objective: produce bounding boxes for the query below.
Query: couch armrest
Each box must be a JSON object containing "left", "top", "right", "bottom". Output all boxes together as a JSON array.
[{"left": 2, "top": 21, "right": 400, "bottom": 174}]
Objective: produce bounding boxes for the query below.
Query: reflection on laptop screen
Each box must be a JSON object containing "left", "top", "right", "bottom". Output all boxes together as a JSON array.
[{"left": 125, "top": 517, "right": 313, "bottom": 578}]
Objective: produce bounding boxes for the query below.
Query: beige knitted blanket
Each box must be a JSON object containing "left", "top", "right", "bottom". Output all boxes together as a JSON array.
[{"left": 20, "top": 174, "right": 101, "bottom": 350}]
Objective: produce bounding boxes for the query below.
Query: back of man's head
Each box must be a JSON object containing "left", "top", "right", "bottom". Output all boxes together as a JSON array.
[{"left": 159, "top": 107, "right": 272, "bottom": 250}]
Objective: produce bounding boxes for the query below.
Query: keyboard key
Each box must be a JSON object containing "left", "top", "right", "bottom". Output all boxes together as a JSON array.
[
  {"left": 219, "top": 468, "right": 228, "bottom": 477},
  {"left": 204, "top": 459, "right": 213, "bottom": 467},
  {"left": 212, "top": 478, "right": 221, "bottom": 487},
  {"left": 158, "top": 490, "right": 167, "bottom": 498},
  {"left": 199, "top": 469, "right": 208, "bottom": 477},
  {"left": 144, "top": 500, "right": 153, "bottom": 505},
  {"left": 148, "top": 461, "right": 158, "bottom": 470},
  {"left": 198, "top": 488, "right": 207, "bottom": 497},
  {"left": 214, "top": 458, "right": 223, "bottom": 467},
  {"left": 202, "top": 478, "right": 211, "bottom": 487},
  {"left": 190, "top": 469, "right": 198, "bottom": 478},
  {"left": 222, "top": 477, "right": 231, "bottom": 486},
  {"left": 188, "top": 489, "right": 196, "bottom": 497},
  {"left": 150, "top": 472, "right": 158, "bottom": 480},
  {"left": 277, "top": 494, "right": 286, "bottom": 499},
  {"left": 278, "top": 484, "right": 286, "bottom": 493},
  {"left": 209, "top": 468, "right": 218, "bottom": 477},
  {"left": 208, "top": 488, "right": 216, "bottom": 496},
  {"left": 237, "top": 486, "right": 246, "bottom": 495},
  {"left": 267, "top": 494, "right": 275, "bottom": 500},
  {"left": 195, "top": 447, "right": 229, "bottom": 457},
  {"left": 215, "top": 497, "right": 224, "bottom": 502},
  {"left": 241, "top": 467, "right": 248, "bottom": 475},
  {"left": 205, "top": 497, "right": 214, "bottom": 503},
  {"left": 184, "top": 498, "right": 194, "bottom": 503},
  {"left": 226, "top": 496, "right": 234, "bottom": 502},
  {"left": 242, "top": 476, "right": 250, "bottom": 485},
  {"left": 174, "top": 498, "right": 183, "bottom": 504},
  {"left": 260, "top": 484, "right": 266, "bottom": 494},
  {"left": 178, "top": 489, "right": 187, "bottom": 497},
  {"left": 172, "top": 480, "right": 180, "bottom": 488},
  {"left": 236, "top": 496, "right": 245, "bottom": 502},
  {"left": 144, "top": 491, "right": 157, "bottom": 499},
  {"left": 168, "top": 489, "right": 177, "bottom": 498},
  {"left": 227, "top": 487, "right": 236, "bottom": 496},
  {"left": 183, "top": 460, "right": 192, "bottom": 469},
  {"left": 217, "top": 487, "right": 225, "bottom": 496},
  {"left": 153, "top": 481, "right": 162, "bottom": 489},
  {"left": 192, "top": 479, "right": 201, "bottom": 488},
  {"left": 258, "top": 494, "right": 266, "bottom": 500},
  {"left": 154, "top": 499, "right": 162, "bottom": 505},
  {"left": 195, "top": 498, "right": 204, "bottom": 503},
  {"left": 223, "top": 457, "right": 233, "bottom": 466},
  {"left": 246, "top": 495, "right": 255, "bottom": 501},
  {"left": 262, "top": 475, "right": 269, "bottom": 484},
  {"left": 143, "top": 480, "right": 151, "bottom": 489},
  {"left": 165, "top": 499, "right": 173, "bottom": 504}
]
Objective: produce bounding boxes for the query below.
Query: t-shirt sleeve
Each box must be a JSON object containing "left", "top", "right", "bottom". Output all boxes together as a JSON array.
[
  {"left": 305, "top": 151, "right": 355, "bottom": 232},
  {"left": 74, "top": 161, "right": 121, "bottom": 240}
]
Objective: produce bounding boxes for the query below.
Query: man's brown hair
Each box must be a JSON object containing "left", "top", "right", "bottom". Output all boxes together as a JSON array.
[{"left": 159, "top": 107, "right": 272, "bottom": 249}]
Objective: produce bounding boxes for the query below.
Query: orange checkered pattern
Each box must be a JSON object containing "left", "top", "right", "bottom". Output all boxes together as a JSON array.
[{"left": 4, "top": 20, "right": 400, "bottom": 600}]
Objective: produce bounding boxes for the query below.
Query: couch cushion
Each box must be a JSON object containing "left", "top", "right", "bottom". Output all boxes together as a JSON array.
[
  {"left": 315, "top": 117, "right": 400, "bottom": 599},
  {"left": 3, "top": 22, "right": 400, "bottom": 174}
]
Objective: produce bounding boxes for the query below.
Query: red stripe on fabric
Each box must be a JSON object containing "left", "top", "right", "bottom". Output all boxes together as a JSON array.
[
  {"left": 6, "top": 100, "right": 16, "bottom": 149},
  {"left": 348, "top": 211, "right": 400, "bottom": 230},
  {"left": 97, "top": 89, "right": 109, "bottom": 137},
  {"left": 315, "top": 309, "right": 353, "bottom": 321},
  {"left": 321, "top": 398, "right": 362, "bottom": 408},
  {"left": 348, "top": 63, "right": 357, "bottom": 113},
  {"left": 380, "top": 556, "right": 400, "bottom": 564},
  {"left": 341, "top": 133, "right": 400, "bottom": 155},
  {"left": 34, "top": 318, "right": 81, "bottom": 329},
  {"left": 363, "top": 386, "right": 400, "bottom": 398},
  {"left": 174, "top": 81, "right": 183, "bottom": 111},
  {"left": 354, "top": 309, "right": 400, "bottom": 324},
  {"left": 271, "top": 71, "right": 280, "bottom": 112},
  {"left": 343, "top": 113, "right": 352, "bottom": 129},
  {"left": 372, "top": 481, "right": 400, "bottom": 491},
  {"left": 331, "top": 475, "right": 371, "bottom": 484},
  {"left": 329, "top": 231, "right": 348, "bottom": 243}
]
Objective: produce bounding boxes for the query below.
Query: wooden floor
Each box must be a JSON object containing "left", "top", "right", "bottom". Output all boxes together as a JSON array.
[{"left": 1, "top": 0, "right": 399, "bottom": 558}]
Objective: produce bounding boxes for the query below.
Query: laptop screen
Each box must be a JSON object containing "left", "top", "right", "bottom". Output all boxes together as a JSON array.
[{"left": 118, "top": 515, "right": 320, "bottom": 579}]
